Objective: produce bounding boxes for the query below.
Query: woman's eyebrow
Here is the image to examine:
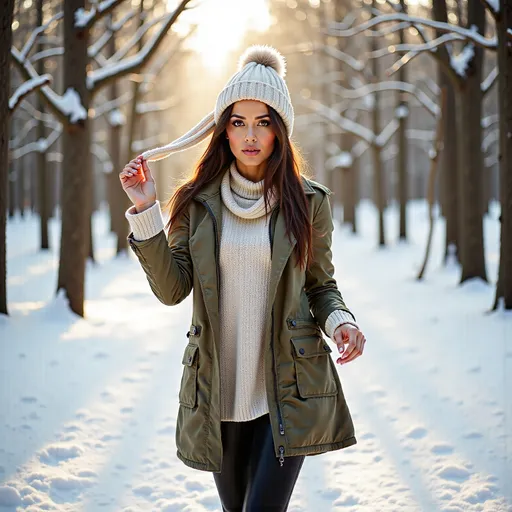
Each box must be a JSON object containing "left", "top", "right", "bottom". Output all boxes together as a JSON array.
[{"left": 230, "top": 114, "right": 270, "bottom": 119}]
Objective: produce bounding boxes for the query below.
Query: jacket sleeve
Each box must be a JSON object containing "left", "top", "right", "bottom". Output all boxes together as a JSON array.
[
  {"left": 127, "top": 202, "right": 193, "bottom": 306},
  {"left": 304, "top": 190, "right": 356, "bottom": 336}
]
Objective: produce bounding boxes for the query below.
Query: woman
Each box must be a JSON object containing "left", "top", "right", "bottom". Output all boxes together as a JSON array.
[{"left": 120, "top": 45, "right": 366, "bottom": 512}]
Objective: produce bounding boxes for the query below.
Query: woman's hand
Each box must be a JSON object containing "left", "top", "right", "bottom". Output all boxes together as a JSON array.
[
  {"left": 119, "top": 155, "right": 157, "bottom": 212},
  {"left": 333, "top": 324, "right": 366, "bottom": 365}
]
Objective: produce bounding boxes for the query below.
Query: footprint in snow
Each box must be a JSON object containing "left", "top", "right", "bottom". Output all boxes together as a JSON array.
[
  {"left": 437, "top": 465, "right": 471, "bottom": 482},
  {"left": 405, "top": 427, "right": 428, "bottom": 439},
  {"left": 431, "top": 443, "right": 454, "bottom": 455},
  {"left": 21, "top": 396, "right": 37, "bottom": 404}
]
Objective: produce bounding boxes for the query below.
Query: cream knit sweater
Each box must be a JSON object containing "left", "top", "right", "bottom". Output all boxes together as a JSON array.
[{"left": 125, "top": 163, "right": 358, "bottom": 422}]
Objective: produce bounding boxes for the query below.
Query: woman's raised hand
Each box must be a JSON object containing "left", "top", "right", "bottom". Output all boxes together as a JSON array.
[{"left": 119, "top": 156, "right": 157, "bottom": 212}]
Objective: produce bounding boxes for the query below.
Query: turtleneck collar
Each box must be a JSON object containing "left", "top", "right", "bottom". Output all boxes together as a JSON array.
[{"left": 221, "top": 161, "right": 278, "bottom": 220}]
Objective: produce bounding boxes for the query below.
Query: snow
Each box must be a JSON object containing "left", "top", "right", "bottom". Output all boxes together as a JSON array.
[
  {"left": 395, "top": 105, "right": 409, "bottom": 119},
  {"left": 486, "top": 0, "right": 499, "bottom": 13},
  {"left": 52, "top": 88, "right": 87, "bottom": 123},
  {"left": 451, "top": 43, "right": 475, "bottom": 78},
  {"left": 75, "top": 0, "right": 118, "bottom": 29},
  {"left": 9, "top": 75, "right": 52, "bottom": 111},
  {"left": 108, "top": 108, "right": 126, "bottom": 127},
  {"left": 481, "top": 66, "right": 498, "bottom": 94},
  {"left": 1, "top": 202, "right": 511, "bottom": 511},
  {"left": 330, "top": 12, "right": 497, "bottom": 50}
]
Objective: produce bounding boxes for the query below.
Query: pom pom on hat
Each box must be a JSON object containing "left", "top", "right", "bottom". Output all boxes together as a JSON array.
[
  {"left": 238, "top": 45, "right": 286, "bottom": 78},
  {"left": 141, "top": 45, "right": 293, "bottom": 162}
]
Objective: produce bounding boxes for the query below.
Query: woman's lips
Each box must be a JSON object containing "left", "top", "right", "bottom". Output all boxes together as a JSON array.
[{"left": 242, "top": 149, "right": 260, "bottom": 156}]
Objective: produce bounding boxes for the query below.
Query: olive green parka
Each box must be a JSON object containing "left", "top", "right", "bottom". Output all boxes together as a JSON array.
[{"left": 127, "top": 171, "right": 357, "bottom": 472}]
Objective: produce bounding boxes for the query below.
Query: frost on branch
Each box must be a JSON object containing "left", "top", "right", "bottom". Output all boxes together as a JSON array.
[{"left": 52, "top": 88, "right": 87, "bottom": 123}]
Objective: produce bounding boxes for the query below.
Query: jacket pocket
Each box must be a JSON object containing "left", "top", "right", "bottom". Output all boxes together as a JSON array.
[
  {"left": 179, "top": 343, "right": 199, "bottom": 408},
  {"left": 291, "top": 335, "right": 337, "bottom": 398}
]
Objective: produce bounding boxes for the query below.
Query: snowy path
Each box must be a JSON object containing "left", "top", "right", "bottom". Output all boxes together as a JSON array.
[{"left": 0, "top": 202, "right": 511, "bottom": 511}]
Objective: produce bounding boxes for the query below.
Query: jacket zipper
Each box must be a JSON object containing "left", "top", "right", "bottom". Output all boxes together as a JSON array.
[{"left": 269, "top": 207, "right": 286, "bottom": 466}]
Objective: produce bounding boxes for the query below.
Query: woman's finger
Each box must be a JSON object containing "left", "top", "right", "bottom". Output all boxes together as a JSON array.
[{"left": 141, "top": 157, "right": 154, "bottom": 183}]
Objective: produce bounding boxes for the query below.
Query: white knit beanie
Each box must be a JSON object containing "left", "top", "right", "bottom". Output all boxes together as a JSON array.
[{"left": 141, "top": 45, "right": 294, "bottom": 162}]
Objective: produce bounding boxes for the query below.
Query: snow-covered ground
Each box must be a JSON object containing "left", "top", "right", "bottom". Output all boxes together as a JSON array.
[{"left": 1, "top": 200, "right": 511, "bottom": 511}]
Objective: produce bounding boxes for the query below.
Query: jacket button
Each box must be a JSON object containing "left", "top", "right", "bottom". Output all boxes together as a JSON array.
[
  {"left": 299, "top": 348, "right": 305, "bottom": 355},
  {"left": 291, "top": 320, "right": 297, "bottom": 327},
  {"left": 188, "top": 355, "right": 193, "bottom": 363},
  {"left": 186, "top": 332, "right": 190, "bottom": 338},
  {"left": 323, "top": 345, "right": 329, "bottom": 351}
]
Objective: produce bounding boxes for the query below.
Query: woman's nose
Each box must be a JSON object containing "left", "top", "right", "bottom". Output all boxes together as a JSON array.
[{"left": 245, "top": 132, "right": 257, "bottom": 142}]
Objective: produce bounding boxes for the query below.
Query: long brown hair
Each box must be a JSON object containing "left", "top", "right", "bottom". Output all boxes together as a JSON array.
[{"left": 165, "top": 103, "right": 314, "bottom": 271}]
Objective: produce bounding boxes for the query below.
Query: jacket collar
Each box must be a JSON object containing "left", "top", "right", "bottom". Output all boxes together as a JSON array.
[{"left": 194, "top": 168, "right": 316, "bottom": 202}]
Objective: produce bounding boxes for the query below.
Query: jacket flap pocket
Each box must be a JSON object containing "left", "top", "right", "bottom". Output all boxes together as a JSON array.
[
  {"left": 182, "top": 344, "right": 199, "bottom": 366},
  {"left": 291, "top": 335, "right": 332, "bottom": 358}
]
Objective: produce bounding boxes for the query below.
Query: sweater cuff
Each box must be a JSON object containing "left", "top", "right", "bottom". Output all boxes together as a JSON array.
[
  {"left": 125, "top": 201, "right": 164, "bottom": 241},
  {"left": 325, "top": 309, "right": 359, "bottom": 339}
]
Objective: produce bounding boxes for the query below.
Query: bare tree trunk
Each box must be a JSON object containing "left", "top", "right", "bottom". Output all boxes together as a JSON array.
[
  {"left": 56, "top": 0, "right": 91, "bottom": 317},
  {"left": 397, "top": 0, "right": 408, "bottom": 240},
  {"left": 0, "top": 0, "right": 14, "bottom": 315},
  {"left": 442, "top": 77, "right": 459, "bottom": 262},
  {"left": 36, "top": 0, "right": 49, "bottom": 250},
  {"left": 493, "top": 0, "right": 512, "bottom": 309},
  {"left": 456, "top": 0, "right": 487, "bottom": 283},
  {"left": 371, "top": 0, "right": 385, "bottom": 246}
]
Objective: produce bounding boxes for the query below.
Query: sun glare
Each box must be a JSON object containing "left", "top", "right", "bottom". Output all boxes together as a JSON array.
[{"left": 171, "top": 0, "right": 271, "bottom": 73}]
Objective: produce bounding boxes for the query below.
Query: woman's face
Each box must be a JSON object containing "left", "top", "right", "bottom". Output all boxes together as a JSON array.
[{"left": 225, "top": 100, "right": 276, "bottom": 177}]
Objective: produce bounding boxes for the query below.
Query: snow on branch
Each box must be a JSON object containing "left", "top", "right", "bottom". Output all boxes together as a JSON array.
[
  {"left": 74, "top": 0, "right": 127, "bottom": 30},
  {"left": 10, "top": 125, "right": 62, "bottom": 160},
  {"left": 481, "top": 65, "right": 498, "bottom": 94},
  {"left": 87, "top": 0, "right": 190, "bottom": 93},
  {"left": 450, "top": 44, "right": 475, "bottom": 77},
  {"left": 91, "top": 91, "right": 132, "bottom": 119},
  {"left": 20, "top": 11, "right": 63, "bottom": 60},
  {"left": 19, "top": 101, "right": 60, "bottom": 127},
  {"left": 11, "top": 47, "right": 87, "bottom": 124},
  {"left": 321, "top": 44, "right": 365, "bottom": 72},
  {"left": 482, "top": 113, "right": 499, "bottom": 129},
  {"left": 329, "top": 13, "right": 498, "bottom": 50},
  {"left": 91, "top": 143, "right": 114, "bottom": 173},
  {"left": 369, "top": 32, "right": 465, "bottom": 60},
  {"left": 481, "top": 0, "right": 499, "bottom": 16},
  {"left": 331, "top": 81, "right": 440, "bottom": 117},
  {"left": 136, "top": 97, "right": 177, "bottom": 114},
  {"left": 9, "top": 75, "right": 52, "bottom": 113},
  {"left": 107, "top": 13, "right": 168, "bottom": 64},
  {"left": 375, "top": 118, "right": 399, "bottom": 147},
  {"left": 482, "top": 128, "right": 499, "bottom": 152},
  {"left": 29, "top": 47, "right": 64, "bottom": 64}
]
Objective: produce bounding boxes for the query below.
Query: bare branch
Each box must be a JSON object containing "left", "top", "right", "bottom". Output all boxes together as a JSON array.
[
  {"left": 91, "top": 143, "right": 113, "bottom": 172},
  {"left": 9, "top": 75, "right": 53, "bottom": 113}
]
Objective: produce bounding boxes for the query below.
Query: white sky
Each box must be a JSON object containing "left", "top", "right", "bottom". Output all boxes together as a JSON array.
[{"left": 171, "top": 0, "right": 272, "bottom": 73}]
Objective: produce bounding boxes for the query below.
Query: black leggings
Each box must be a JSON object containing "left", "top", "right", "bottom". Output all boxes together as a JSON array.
[{"left": 213, "top": 413, "right": 305, "bottom": 512}]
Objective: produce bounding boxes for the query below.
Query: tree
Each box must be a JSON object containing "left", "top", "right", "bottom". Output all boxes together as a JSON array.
[{"left": 12, "top": 0, "right": 192, "bottom": 316}]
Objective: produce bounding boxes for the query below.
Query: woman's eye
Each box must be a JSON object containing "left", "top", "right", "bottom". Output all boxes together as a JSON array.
[
  {"left": 259, "top": 120, "right": 270, "bottom": 126},
  {"left": 232, "top": 120, "right": 244, "bottom": 127}
]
